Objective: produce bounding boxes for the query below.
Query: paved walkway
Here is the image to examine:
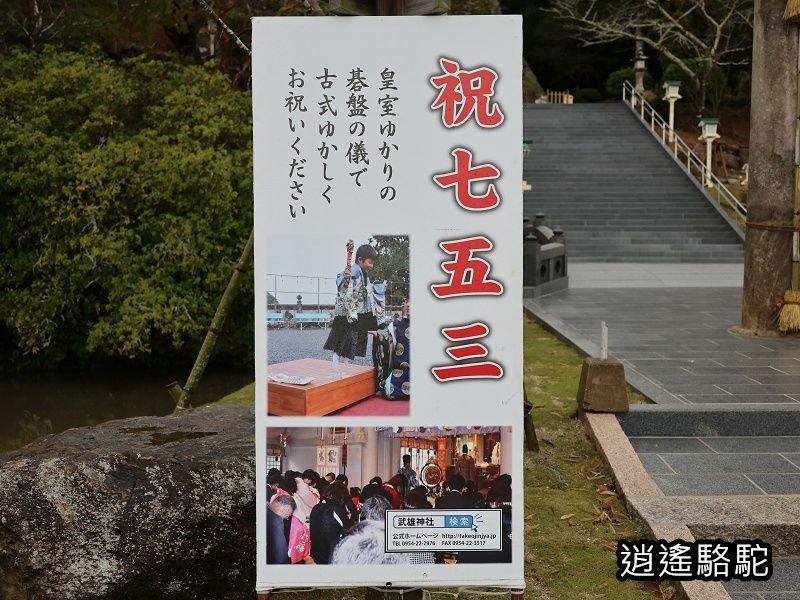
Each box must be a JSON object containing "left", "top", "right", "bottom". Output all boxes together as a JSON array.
[
  {"left": 727, "top": 559, "right": 800, "bottom": 599},
  {"left": 524, "top": 265, "right": 800, "bottom": 598},
  {"left": 568, "top": 263, "right": 744, "bottom": 288},
  {"left": 529, "top": 286, "right": 800, "bottom": 406},
  {"left": 629, "top": 435, "right": 800, "bottom": 496}
]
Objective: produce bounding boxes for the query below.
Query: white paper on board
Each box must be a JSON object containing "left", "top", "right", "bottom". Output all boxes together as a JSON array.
[{"left": 253, "top": 15, "right": 523, "bottom": 591}]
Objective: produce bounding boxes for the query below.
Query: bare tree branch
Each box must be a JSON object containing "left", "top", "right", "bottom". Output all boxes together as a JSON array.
[
  {"left": 196, "top": 0, "right": 252, "bottom": 55},
  {"left": 547, "top": 0, "right": 753, "bottom": 110}
]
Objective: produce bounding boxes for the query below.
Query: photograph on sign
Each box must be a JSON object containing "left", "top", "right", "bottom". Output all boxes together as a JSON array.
[
  {"left": 253, "top": 14, "right": 523, "bottom": 590},
  {"left": 266, "top": 233, "right": 410, "bottom": 417},
  {"left": 265, "top": 426, "right": 512, "bottom": 565}
]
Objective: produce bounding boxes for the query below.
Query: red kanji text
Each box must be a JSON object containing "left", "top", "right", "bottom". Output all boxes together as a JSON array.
[
  {"left": 433, "top": 148, "right": 501, "bottom": 211},
  {"left": 430, "top": 236, "right": 503, "bottom": 298},
  {"left": 430, "top": 57, "right": 504, "bottom": 128},
  {"left": 432, "top": 322, "right": 504, "bottom": 381}
]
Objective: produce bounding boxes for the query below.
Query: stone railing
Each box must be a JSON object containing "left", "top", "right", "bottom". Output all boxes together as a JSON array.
[{"left": 622, "top": 81, "right": 746, "bottom": 229}]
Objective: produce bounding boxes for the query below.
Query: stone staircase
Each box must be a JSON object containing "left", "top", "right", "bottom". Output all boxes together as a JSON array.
[{"left": 524, "top": 103, "right": 744, "bottom": 263}]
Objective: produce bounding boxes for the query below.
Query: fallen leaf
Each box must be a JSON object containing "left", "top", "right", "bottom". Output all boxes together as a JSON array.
[
  {"left": 559, "top": 513, "right": 575, "bottom": 520},
  {"left": 568, "top": 519, "right": 577, "bottom": 527}
]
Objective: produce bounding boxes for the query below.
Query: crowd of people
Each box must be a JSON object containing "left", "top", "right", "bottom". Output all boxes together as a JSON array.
[{"left": 266, "top": 455, "right": 513, "bottom": 566}]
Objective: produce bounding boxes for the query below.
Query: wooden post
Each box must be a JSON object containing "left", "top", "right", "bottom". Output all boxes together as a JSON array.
[
  {"left": 738, "top": 0, "right": 798, "bottom": 335},
  {"left": 600, "top": 321, "right": 608, "bottom": 360},
  {"left": 523, "top": 387, "right": 540, "bottom": 452}
]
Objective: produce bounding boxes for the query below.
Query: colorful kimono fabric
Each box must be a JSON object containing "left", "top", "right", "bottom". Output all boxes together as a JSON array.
[
  {"left": 324, "top": 263, "right": 370, "bottom": 359},
  {"left": 288, "top": 515, "right": 311, "bottom": 563},
  {"left": 384, "top": 317, "right": 410, "bottom": 399}
]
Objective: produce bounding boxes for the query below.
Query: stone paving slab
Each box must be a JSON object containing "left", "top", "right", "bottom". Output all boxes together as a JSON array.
[
  {"left": 659, "top": 454, "right": 800, "bottom": 475},
  {"left": 679, "top": 395, "right": 800, "bottom": 405},
  {"left": 630, "top": 495, "right": 800, "bottom": 558},
  {"left": 629, "top": 495, "right": 800, "bottom": 531},
  {"left": 567, "top": 263, "right": 744, "bottom": 288},
  {"left": 720, "top": 384, "right": 800, "bottom": 395},
  {"left": 682, "top": 367, "right": 797, "bottom": 375},
  {"left": 729, "top": 594, "right": 800, "bottom": 600},
  {"left": 702, "top": 438, "right": 800, "bottom": 453},
  {"left": 651, "top": 474, "right": 765, "bottom": 496},
  {"left": 638, "top": 453, "right": 676, "bottom": 473},
  {"left": 630, "top": 437, "right": 713, "bottom": 453},
  {"left": 619, "top": 406, "right": 800, "bottom": 437},
  {"left": 747, "top": 474, "right": 800, "bottom": 495},
  {"left": 783, "top": 454, "right": 800, "bottom": 467},
  {"left": 632, "top": 438, "right": 800, "bottom": 499},
  {"left": 725, "top": 560, "right": 800, "bottom": 594},
  {"left": 525, "top": 289, "right": 800, "bottom": 406}
]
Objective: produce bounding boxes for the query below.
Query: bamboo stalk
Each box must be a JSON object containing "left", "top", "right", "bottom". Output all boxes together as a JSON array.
[{"left": 173, "top": 229, "right": 254, "bottom": 410}]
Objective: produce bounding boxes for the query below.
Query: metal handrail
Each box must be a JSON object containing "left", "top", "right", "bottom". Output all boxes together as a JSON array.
[{"left": 622, "top": 81, "right": 747, "bottom": 228}]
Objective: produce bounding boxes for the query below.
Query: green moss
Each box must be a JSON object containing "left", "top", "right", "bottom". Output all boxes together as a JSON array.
[{"left": 214, "top": 382, "right": 254, "bottom": 406}]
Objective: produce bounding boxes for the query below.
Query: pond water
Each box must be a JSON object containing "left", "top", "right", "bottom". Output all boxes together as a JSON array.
[{"left": 0, "top": 368, "right": 253, "bottom": 453}]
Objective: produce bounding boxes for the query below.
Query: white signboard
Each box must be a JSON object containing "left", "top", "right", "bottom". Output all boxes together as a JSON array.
[{"left": 254, "top": 15, "right": 523, "bottom": 591}]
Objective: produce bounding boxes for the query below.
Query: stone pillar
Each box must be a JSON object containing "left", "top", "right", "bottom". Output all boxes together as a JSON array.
[
  {"left": 362, "top": 428, "right": 379, "bottom": 485},
  {"left": 740, "top": 0, "right": 797, "bottom": 334},
  {"left": 634, "top": 37, "right": 645, "bottom": 93},
  {"left": 500, "top": 426, "right": 512, "bottom": 476},
  {"left": 704, "top": 139, "right": 714, "bottom": 187},
  {"left": 634, "top": 70, "right": 644, "bottom": 94}
]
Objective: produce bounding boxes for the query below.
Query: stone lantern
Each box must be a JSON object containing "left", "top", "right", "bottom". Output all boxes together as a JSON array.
[
  {"left": 698, "top": 117, "right": 720, "bottom": 187},
  {"left": 662, "top": 81, "right": 681, "bottom": 142}
]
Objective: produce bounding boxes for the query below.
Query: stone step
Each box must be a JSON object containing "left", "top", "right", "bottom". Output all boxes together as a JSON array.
[
  {"left": 524, "top": 103, "right": 743, "bottom": 262},
  {"left": 567, "top": 256, "right": 744, "bottom": 263}
]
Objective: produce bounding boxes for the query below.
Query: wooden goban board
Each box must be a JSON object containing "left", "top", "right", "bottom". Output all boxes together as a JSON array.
[{"left": 267, "top": 358, "right": 376, "bottom": 416}]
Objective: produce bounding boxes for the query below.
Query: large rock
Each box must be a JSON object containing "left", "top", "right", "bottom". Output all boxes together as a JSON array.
[{"left": 0, "top": 405, "right": 255, "bottom": 599}]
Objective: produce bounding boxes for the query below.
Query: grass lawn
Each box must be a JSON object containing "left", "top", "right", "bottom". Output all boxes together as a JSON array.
[{"left": 217, "top": 317, "right": 673, "bottom": 599}]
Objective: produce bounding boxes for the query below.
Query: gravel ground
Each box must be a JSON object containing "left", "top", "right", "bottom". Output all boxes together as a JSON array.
[{"left": 267, "top": 327, "right": 372, "bottom": 366}]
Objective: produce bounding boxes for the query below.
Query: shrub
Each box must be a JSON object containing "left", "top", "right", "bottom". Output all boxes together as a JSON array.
[{"left": 0, "top": 47, "right": 254, "bottom": 370}]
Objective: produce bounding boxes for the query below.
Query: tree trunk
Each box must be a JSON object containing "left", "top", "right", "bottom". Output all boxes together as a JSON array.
[{"left": 739, "top": 0, "right": 797, "bottom": 335}]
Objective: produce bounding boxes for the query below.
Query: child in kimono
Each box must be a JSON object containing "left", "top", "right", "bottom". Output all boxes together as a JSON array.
[{"left": 323, "top": 241, "right": 382, "bottom": 369}]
